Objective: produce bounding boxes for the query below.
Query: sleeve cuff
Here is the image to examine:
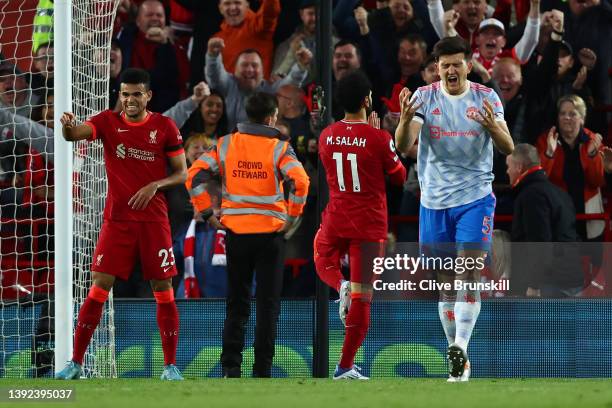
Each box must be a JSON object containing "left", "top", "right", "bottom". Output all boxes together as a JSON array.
[
  {"left": 166, "top": 147, "right": 185, "bottom": 158},
  {"left": 388, "top": 160, "right": 404, "bottom": 174}
]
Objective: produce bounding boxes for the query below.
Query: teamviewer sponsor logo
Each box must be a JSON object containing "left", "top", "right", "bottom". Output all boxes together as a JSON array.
[{"left": 116, "top": 143, "right": 126, "bottom": 159}]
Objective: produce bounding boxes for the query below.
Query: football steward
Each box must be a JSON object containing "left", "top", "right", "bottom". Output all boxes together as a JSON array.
[{"left": 186, "top": 91, "right": 309, "bottom": 378}]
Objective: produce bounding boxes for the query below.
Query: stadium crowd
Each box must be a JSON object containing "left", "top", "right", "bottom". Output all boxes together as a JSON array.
[{"left": 0, "top": 0, "right": 611, "bottom": 299}]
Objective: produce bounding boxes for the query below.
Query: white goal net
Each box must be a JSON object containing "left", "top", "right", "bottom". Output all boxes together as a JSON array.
[{"left": 0, "top": 0, "right": 119, "bottom": 378}]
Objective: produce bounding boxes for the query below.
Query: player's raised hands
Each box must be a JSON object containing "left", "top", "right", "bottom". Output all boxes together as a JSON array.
[
  {"left": 546, "top": 126, "right": 559, "bottom": 157},
  {"left": 470, "top": 99, "right": 498, "bottom": 130},
  {"left": 398, "top": 88, "right": 422, "bottom": 123},
  {"left": 368, "top": 111, "right": 380, "bottom": 129},
  {"left": 128, "top": 182, "right": 159, "bottom": 210}
]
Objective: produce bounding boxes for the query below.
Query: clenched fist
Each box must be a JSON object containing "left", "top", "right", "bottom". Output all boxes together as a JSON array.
[{"left": 208, "top": 37, "right": 225, "bottom": 57}]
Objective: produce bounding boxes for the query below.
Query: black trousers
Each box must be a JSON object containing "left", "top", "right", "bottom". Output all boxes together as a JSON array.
[{"left": 220, "top": 231, "right": 285, "bottom": 377}]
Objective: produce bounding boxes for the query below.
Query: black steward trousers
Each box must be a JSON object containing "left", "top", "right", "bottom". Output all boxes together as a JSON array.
[{"left": 220, "top": 231, "right": 285, "bottom": 377}]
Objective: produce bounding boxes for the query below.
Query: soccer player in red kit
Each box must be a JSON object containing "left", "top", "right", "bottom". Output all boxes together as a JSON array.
[
  {"left": 56, "top": 68, "right": 187, "bottom": 381},
  {"left": 315, "top": 70, "right": 407, "bottom": 380}
]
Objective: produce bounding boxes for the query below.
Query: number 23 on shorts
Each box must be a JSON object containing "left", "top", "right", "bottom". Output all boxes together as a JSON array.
[{"left": 158, "top": 247, "right": 176, "bottom": 273}]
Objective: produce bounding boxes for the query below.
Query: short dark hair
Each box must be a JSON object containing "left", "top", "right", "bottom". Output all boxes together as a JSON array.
[
  {"left": 398, "top": 34, "right": 427, "bottom": 55},
  {"left": 333, "top": 39, "right": 361, "bottom": 61},
  {"left": 336, "top": 69, "right": 371, "bottom": 114},
  {"left": 245, "top": 92, "right": 278, "bottom": 123},
  {"left": 119, "top": 68, "right": 151, "bottom": 90},
  {"left": 432, "top": 36, "right": 471, "bottom": 60},
  {"left": 237, "top": 48, "right": 263, "bottom": 62}
]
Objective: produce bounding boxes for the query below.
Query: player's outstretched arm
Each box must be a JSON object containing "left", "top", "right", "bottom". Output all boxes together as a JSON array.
[
  {"left": 128, "top": 153, "right": 188, "bottom": 210},
  {"left": 394, "top": 88, "right": 422, "bottom": 154},
  {"left": 60, "top": 112, "right": 93, "bottom": 142}
]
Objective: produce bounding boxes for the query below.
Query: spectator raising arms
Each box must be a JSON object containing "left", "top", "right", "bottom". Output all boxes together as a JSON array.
[
  {"left": 214, "top": 0, "right": 281, "bottom": 79},
  {"left": 205, "top": 37, "right": 310, "bottom": 131},
  {"left": 466, "top": 0, "right": 540, "bottom": 73}
]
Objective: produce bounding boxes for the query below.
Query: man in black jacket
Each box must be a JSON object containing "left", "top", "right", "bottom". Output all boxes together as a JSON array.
[{"left": 507, "top": 143, "right": 584, "bottom": 297}]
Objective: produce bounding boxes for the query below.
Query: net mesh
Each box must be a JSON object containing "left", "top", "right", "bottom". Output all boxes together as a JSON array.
[
  {"left": 0, "top": 0, "right": 119, "bottom": 378},
  {"left": 72, "top": 0, "right": 120, "bottom": 378}
]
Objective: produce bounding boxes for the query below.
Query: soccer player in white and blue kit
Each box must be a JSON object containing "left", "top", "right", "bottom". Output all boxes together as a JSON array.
[{"left": 395, "top": 37, "right": 514, "bottom": 382}]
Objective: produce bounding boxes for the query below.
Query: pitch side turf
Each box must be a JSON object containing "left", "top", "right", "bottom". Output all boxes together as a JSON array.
[{"left": 2, "top": 378, "right": 612, "bottom": 408}]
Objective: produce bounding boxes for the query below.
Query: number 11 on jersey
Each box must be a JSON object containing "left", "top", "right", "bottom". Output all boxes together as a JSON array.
[{"left": 332, "top": 152, "right": 361, "bottom": 192}]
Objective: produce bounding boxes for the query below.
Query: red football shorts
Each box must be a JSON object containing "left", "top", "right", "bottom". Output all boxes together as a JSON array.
[
  {"left": 314, "top": 226, "right": 384, "bottom": 286},
  {"left": 91, "top": 220, "right": 177, "bottom": 280}
]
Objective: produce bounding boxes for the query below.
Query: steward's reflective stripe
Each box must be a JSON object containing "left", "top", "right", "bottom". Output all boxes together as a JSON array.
[
  {"left": 272, "top": 141, "right": 285, "bottom": 193},
  {"left": 223, "top": 193, "right": 283, "bottom": 205},
  {"left": 198, "top": 155, "right": 218, "bottom": 172},
  {"left": 222, "top": 207, "right": 287, "bottom": 221},
  {"left": 280, "top": 160, "right": 300, "bottom": 176},
  {"left": 288, "top": 194, "right": 307, "bottom": 204},
  {"left": 189, "top": 184, "right": 207, "bottom": 197},
  {"left": 218, "top": 135, "right": 231, "bottom": 195}
]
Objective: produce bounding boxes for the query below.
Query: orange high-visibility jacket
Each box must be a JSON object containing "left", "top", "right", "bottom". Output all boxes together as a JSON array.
[{"left": 186, "top": 123, "right": 310, "bottom": 234}]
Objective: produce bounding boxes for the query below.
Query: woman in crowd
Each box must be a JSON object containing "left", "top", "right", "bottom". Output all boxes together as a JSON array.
[
  {"left": 536, "top": 94, "right": 605, "bottom": 242},
  {"left": 180, "top": 90, "right": 228, "bottom": 139},
  {"left": 536, "top": 94, "right": 605, "bottom": 284}
]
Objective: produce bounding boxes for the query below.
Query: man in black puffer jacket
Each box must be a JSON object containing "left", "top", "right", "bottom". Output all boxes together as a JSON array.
[{"left": 506, "top": 143, "right": 584, "bottom": 297}]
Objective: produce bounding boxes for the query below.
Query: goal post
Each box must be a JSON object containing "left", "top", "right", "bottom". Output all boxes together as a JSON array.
[{"left": 53, "top": 0, "right": 74, "bottom": 376}]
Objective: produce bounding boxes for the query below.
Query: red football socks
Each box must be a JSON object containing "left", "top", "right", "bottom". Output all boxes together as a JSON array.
[
  {"left": 72, "top": 285, "right": 109, "bottom": 365},
  {"left": 154, "top": 289, "right": 179, "bottom": 366},
  {"left": 339, "top": 298, "right": 371, "bottom": 369}
]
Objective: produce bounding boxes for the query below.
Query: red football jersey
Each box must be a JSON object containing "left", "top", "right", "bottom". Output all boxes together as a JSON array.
[
  {"left": 84, "top": 110, "right": 184, "bottom": 222},
  {"left": 319, "top": 119, "right": 406, "bottom": 240}
]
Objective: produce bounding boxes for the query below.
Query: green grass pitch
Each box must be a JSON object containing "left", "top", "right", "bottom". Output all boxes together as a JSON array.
[{"left": 1, "top": 378, "right": 612, "bottom": 408}]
